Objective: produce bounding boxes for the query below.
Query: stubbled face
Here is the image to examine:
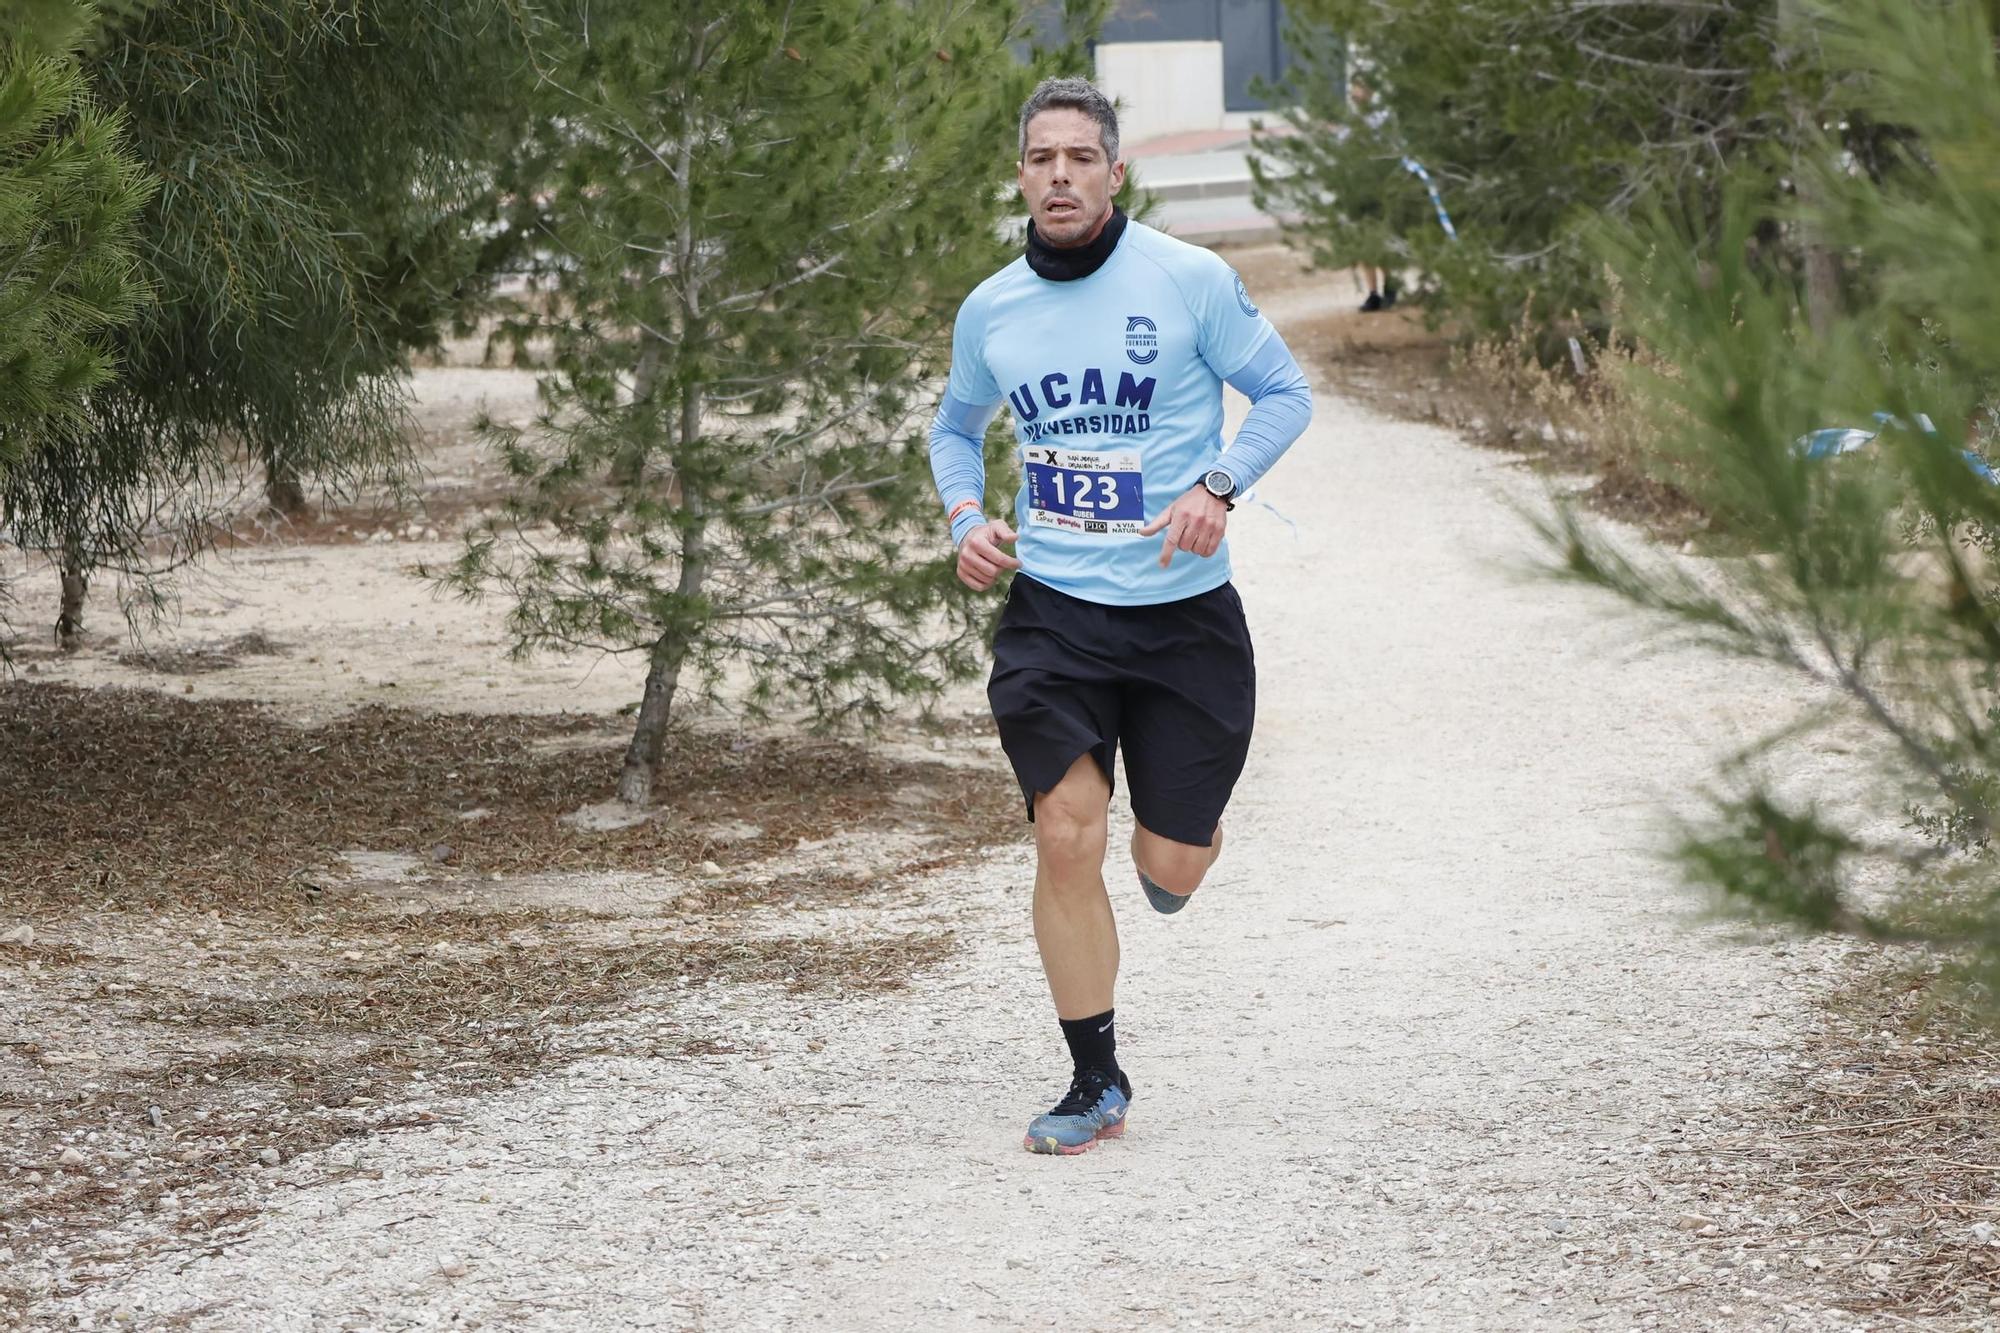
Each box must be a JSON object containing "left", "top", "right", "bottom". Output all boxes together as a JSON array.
[{"left": 1018, "top": 107, "right": 1125, "bottom": 247}]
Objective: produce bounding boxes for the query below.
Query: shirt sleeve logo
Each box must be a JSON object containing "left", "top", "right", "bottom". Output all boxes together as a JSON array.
[
  {"left": 1124, "top": 314, "right": 1159, "bottom": 365},
  {"left": 1233, "top": 271, "right": 1259, "bottom": 317}
]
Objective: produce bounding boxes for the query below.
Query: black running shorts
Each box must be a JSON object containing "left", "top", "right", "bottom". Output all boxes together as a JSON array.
[{"left": 986, "top": 574, "right": 1256, "bottom": 847}]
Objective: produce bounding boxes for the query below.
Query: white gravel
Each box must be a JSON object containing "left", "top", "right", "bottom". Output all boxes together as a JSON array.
[{"left": 31, "top": 360, "right": 1897, "bottom": 1329}]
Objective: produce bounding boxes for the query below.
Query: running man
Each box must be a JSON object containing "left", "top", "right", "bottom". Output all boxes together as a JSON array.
[{"left": 928, "top": 77, "right": 1314, "bottom": 1155}]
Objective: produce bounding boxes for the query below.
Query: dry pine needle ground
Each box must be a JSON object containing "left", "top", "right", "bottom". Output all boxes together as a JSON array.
[
  {"left": 1662, "top": 965, "right": 2000, "bottom": 1322},
  {"left": 1, "top": 681, "right": 1015, "bottom": 915},
  {"left": 0, "top": 682, "right": 1012, "bottom": 1320}
]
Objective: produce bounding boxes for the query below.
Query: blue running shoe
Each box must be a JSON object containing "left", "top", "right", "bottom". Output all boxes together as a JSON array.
[
  {"left": 1138, "top": 869, "right": 1192, "bottom": 915},
  {"left": 1024, "top": 1067, "right": 1132, "bottom": 1155}
]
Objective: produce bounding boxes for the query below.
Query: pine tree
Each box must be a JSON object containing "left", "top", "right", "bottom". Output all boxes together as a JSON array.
[
  {"left": 442, "top": 0, "right": 1105, "bottom": 806},
  {"left": 1, "top": 1, "right": 537, "bottom": 644},
  {"left": 0, "top": 1, "right": 153, "bottom": 479},
  {"left": 1253, "top": 0, "right": 1800, "bottom": 338},
  {"left": 0, "top": 0, "right": 114, "bottom": 53},
  {"left": 1554, "top": 0, "right": 2000, "bottom": 1009}
]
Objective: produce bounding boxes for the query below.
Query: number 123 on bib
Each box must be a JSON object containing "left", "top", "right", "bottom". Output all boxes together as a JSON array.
[{"left": 1024, "top": 449, "right": 1145, "bottom": 536}]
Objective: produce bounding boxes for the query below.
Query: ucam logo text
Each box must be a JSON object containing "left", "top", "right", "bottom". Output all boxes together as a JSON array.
[{"left": 1006, "top": 368, "right": 1156, "bottom": 422}]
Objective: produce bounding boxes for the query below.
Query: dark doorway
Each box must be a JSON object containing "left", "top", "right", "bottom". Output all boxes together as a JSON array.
[{"left": 1218, "top": 0, "right": 1287, "bottom": 110}]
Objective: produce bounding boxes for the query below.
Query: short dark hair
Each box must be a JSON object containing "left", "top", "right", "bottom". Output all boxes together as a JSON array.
[{"left": 1018, "top": 76, "right": 1120, "bottom": 163}]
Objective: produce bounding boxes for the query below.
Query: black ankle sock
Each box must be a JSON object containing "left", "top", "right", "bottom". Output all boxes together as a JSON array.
[{"left": 1059, "top": 1009, "right": 1118, "bottom": 1075}]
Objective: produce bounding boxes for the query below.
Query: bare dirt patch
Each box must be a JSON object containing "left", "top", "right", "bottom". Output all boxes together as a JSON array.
[
  {"left": 2, "top": 912, "right": 958, "bottom": 1317},
  {"left": 0, "top": 684, "right": 1014, "bottom": 1322}
]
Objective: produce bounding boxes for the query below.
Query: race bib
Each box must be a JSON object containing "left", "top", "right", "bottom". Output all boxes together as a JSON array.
[{"left": 1023, "top": 448, "right": 1144, "bottom": 536}]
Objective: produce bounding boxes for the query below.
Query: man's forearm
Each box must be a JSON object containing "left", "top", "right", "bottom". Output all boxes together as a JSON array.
[
  {"left": 1219, "top": 336, "right": 1314, "bottom": 491},
  {"left": 929, "top": 394, "right": 1000, "bottom": 544}
]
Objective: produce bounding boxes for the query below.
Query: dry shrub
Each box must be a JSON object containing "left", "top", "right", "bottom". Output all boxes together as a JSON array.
[
  {"left": 1445, "top": 280, "right": 1705, "bottom": 537},
  {"left": 1279, "top": 263, "right": 1707, "bottom": 539}
]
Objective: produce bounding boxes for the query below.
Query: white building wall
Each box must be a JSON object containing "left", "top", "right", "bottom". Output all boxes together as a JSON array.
[{"left": 1094, "top": 40, "right": 1226, "bottom": 149}]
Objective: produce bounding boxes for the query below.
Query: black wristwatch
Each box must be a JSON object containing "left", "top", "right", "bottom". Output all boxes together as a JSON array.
[{"left": 1201, "top": 466, "right": 1238, "bottom": 510}]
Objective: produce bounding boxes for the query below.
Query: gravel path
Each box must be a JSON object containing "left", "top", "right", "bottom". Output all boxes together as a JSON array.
[{"left": 43, "top": 372, "right": 1880, "bottom": 1329}]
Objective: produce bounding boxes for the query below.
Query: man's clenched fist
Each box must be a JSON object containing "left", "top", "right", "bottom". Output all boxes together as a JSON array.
[{"left": 957, "top": 519, "right": 1021, "bottom": 591}]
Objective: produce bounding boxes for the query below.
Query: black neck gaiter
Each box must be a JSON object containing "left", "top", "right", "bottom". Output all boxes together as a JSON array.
[{"left": 1025, "top": 205, "right": 1127, "bottom": 282}]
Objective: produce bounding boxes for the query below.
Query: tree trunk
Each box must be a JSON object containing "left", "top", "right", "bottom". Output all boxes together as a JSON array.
[
  {"left": 615, "top": 489, "right": 708, "bottom": 805},
  {"left": 616, "top": 636, "right": 689, "bottom": 806},
  {"left": 1802, "top": 232, "right": 1840, "bottom": 341},
  {"left": 1780, "top": 0, "right": 1840, "bottom": 339},
  {"left": 610, "top": 342, "right": 664, "bottom": 490},
  {"left": 55, "top": 546, "right": 87, "bottom": 650},
  {"left": 614, "top": 49, "right": 713, "bottom": 809},
  {"left": 265, "top": 456, "right": 309, "bottom": 519}
]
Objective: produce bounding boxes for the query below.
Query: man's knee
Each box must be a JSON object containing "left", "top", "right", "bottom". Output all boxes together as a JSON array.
[
  {"left": 1034, "top": 761, "right": 1109, "bottom": 871},
  {"left": 1135, "top": 829, "right": 1213, "bottom": 896},
  {"left": 1035, "top": 795, "right": 1108, "bottom": 870}
]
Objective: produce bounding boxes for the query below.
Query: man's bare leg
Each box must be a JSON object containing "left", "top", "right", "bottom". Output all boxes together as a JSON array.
[
  {"left": 1031, "top": 752, "right": 1116, "bottom": 1018},
  {"left": 1021, "top": 753, "right": 1134, "bottom": 1155}
]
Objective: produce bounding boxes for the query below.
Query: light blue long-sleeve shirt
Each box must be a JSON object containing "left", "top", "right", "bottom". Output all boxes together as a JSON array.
[{"left": 928, "top": 220, "right": 1313, "bottom": 606}]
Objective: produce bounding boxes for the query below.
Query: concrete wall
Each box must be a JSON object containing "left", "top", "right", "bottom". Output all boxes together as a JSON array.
[
  {"left": 1099, "top": 1, "right": 1295, "bottom": 112},
  {"left": 1094, "top": 40, "right": 1226, "bottom": 147}
]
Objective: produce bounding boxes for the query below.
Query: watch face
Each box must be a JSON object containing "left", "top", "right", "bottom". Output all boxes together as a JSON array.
[{"left": 1205, "top": 469, "right": 1234, "bottom": 496}]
